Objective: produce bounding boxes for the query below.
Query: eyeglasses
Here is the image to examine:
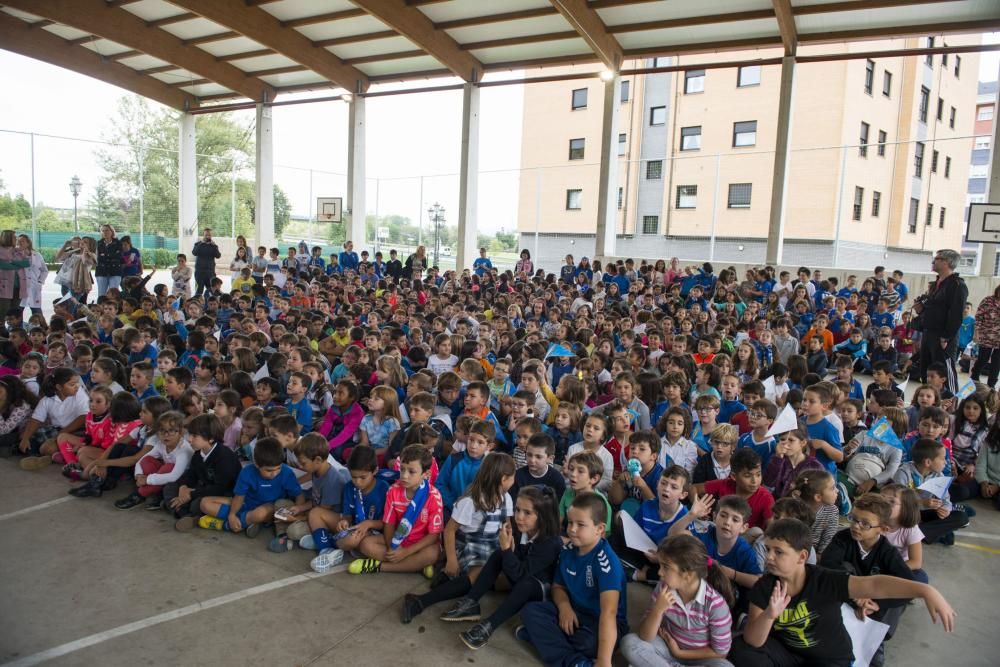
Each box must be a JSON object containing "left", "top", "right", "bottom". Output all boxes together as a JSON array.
[
  {"left": 847, "top": 514, "right": 880, "bottom": 530},
  {"left": 747, "top": 411, "right": 767, "bottom": 419},
  {"left": 159, "top": 428, "right": 181, "bottom": 435},
  {"left": 696, "top": 407, "right": 718, "bottom": 413}
]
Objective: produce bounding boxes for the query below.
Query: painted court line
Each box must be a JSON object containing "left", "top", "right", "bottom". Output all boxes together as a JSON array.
[
  {"left": 956, "top": 542, "right": 1000, "bottom": 556},
  {"left": 0, "top": 497, "right": 72, "bottom": 522},
  {"left": 957, "top": 531, "right": 1000, "bottom": 542},
  {"left": 2, "top": 565, "right": 348, "bottom": 667}
]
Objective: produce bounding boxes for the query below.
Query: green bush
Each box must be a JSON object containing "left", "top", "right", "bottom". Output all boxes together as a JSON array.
[{"left": 39, "top": 246, "right": 178, "bottom": 269}]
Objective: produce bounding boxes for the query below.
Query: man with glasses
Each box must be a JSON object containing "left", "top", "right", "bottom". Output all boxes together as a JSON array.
[{"left": 913, "top": 249, "right": 967, "bottom": 391}]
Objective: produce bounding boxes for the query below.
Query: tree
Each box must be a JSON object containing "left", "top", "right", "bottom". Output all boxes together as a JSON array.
[{"left": 83, "top": 181, "right": 125, "bottom": 231}]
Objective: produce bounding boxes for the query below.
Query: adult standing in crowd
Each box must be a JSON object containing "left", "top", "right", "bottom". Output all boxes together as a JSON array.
[
  {"left": 16, "top": 235, "right": 47, "bottom": 317},
  {"left": 473, "top": 247, "right": 493, "bottom": 277},
  {"left": 914, "top": 248, "right": 967, "bottom": 392},
  {"left": 191, "top": 227, "right": 221, "bottom": 298},
  {"left": 386, "top": 249, "right": 403, "bottom": 281},
  {"left": 339, "top": 241, "right": 359, "bottom": 273},
  {"left": 972, "top": 284, "right": 1000, "bottom": 388},
  {"left": 404, "top": 245, "right": 427, "bottom": 279},
  {"left": 514, "top": 249, "right": 533, "bottom": 276},
  {"left": 0, "top": 230, "right": 28, "bottom": 326},
  {"left": 95, "top": 224, "right": 123, "bottom": 295},
  {"left": 120, "top": 235, "right": 142, "bottom": 282}
]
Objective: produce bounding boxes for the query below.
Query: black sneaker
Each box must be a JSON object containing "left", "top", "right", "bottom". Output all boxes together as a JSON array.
[
  {"left": 69, "top": 476, "right": 104, "bottom": 498},
  {"left": 954, "top": 503, "right": 977, "bottom": 519},
  {"left": 114, "top": 492, "right": 145, "bottom": 510},
  {"left": 440, "top": 597, "right": 481, "bottom": 622},
  {"left": 940, "top": 532, "right": 956, "bottom": 546},
  {"left": 460, "top": 621, "right": 494, "bottom": 650},
  {"left": 144, "top": 495, "right": 164, "bottom": 511},
  {"left": 401, "top": 594, "right": 423, "bottom": 624}
]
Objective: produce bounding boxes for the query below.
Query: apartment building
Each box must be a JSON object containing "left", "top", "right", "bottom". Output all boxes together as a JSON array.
[
  {"left": 964, "top": 80, "right": 997, "bottom": 272},
  {"left": 516, "top": 36, "right": 981, "bottom": 272}
]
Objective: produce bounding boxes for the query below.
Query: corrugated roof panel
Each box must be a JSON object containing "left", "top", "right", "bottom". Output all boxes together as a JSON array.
[
  {"left": 326, "top": 36, "right": 419, "bottom": 60},
  {"left": 159, "top": 17, "right": 230, "bottom": 41},
  {"left": 293, "top": 15, "right": 389, "bottom": 41},
  {"left": 446, "top": 14, "right": 571, "bottom": 44},
  {"left": 41, "top": 23, "right": 91, "bottom": 41},
  {"left": 196, "top": 36, "right": 268, "bottom": 57},
  {"left": 150, "top": 69, "right": 202, "bottom": 84},
  {"left": 418, "top": 0, "right": 553, "bottom": 24},
  {"left": 178, "top": 82, "right": 233, "bottom": 97},
  {"left": 117, "top": 54, "right": 172, "bottom": 71},
  {"left": 229, "top": 53, "right": 301, "bottom": 73},
  {"left": 356, "top": 55, "right": 447, "bottom": 77},
  {"left": 79, "top": 39, "right": 136, "bottom": 57},
  {"left": 616, "top": 19, "right": 779, "bottom": 50},
  {"left": 797, "top": 3, "right": 992, "bottom": 35},
  {"left": 261, "top": 0, "right": 358, "bottom": 23},
  {"left": 598, "top": 0, "right": 772, "bottom": 27},
  {"left": 471, "top": 39, "right": 593, "bottom": 65},
  {"left": 120, "top": 0, "right": 192, "bottom": 23},
  {"left": 260, "top": 69, "right": 329, "bottom": 87}
]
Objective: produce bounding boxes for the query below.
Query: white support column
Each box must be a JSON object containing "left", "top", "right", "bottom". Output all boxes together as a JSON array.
[
  {"left": 178, "top": 113, "right": 197, "bottom": 253},
  {"left": 595, "top": 75, "right": 622, "bottom": 259},
  {"left": 765, "top": 56, "right": 796, "bottom": 266},
  {"left": 255, "top": 103, "right": 275, "bottom": 248},
  {"left": 346, "top": 96, "right": 366, "bottom": 247},
  {"left": 456, "top": 83, "right": 480, "bottom": 273}
]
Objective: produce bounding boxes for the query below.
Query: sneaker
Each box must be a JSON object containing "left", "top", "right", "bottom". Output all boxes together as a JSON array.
[
  {"left": 61, "top": 463, "right": 83, "bottom": 479},
  {"left": 19, "top": 456, "right": 51, "bottom": 471},
  {"left": 299, "top": 534, "right": 316, "bottom": 550},
  {"left": 114, "top": 492, "right": 145, "bottom": 510},
  {"left": 401, "top": 593, "right": 423, "bottom": 624},
  {"left": 144, "top": 495, "right": 164, "bottom": 511},
  {"left": 954, "top": 503, "right": 977, "bottom": 519},
  {"left": 245, "top": 523, "right": 261, "bottom": 539},
  {"left": 440, "top": 597, "right": 481, "bottom": 622},
  {"left": 198, "top": 516, "right": 224, "bottom": 531},
  {"left": 174, "top": 516, "right": 196, "bottom": 532},
  {"left": 422, "top": 564, "right": 435, "bottom": 580},
  {"left": 460, "top": 622, "right": 494, "bottom": 650},
  {"left": 940, "top": 532, "right": 956, "bottom": 546},
  {"left": 310, "top": 548, "right": 345, "bottom": 573},
  {"left": 513, "top": 624, "right": 530, "bottom": 643},
  {"left": 69, "top": 477, "right": 103, "bottom": 498},
  {"left": 52, "top": 452, "right": 65, "bottom": 465},
  {"left": 268, "top": 534, "right": 295, "bottom": 553},
  {"left": 348, "top": 558, "right": 382, "bottom": 575}
]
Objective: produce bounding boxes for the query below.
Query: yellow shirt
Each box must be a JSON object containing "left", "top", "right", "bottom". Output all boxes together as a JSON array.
[{"left": 232, "top": 276, "right": 255, "bottom": 293}]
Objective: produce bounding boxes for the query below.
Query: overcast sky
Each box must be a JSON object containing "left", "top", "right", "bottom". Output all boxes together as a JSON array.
[{"left": 1, "top": 36, "right": 997, "bottom": 235}]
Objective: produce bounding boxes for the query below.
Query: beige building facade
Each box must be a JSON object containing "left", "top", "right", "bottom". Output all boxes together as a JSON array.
[{"left": 516, "top": 37, "right": 980, "bottom": 272}]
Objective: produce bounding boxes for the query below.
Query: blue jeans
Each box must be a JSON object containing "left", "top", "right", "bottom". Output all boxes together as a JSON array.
[{"left": 96, "top": 275, "right": 121, "bottom": 296}]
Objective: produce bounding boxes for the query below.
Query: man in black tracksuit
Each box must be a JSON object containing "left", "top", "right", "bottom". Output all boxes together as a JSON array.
[
  {"left": 191, "top": 228, "right": 221, "bottom": 299},
  {"left": 914, "top": 248, "right": 968, "bottom": 392}
]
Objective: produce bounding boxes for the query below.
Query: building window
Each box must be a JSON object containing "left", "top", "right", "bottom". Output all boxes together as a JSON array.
[
  {"left": 618, "top": 133, "right": 626, "bottom": 156},
  {"left": 738, "top": 65, "right": 761, "bottom": 87},
  {"left": 864, "top": 59, "right": 874, "bottom": 94},
  {"left": 872, "top": 191, "right": 881, "bottom": 217},
  {"left": 571, "top": 88, "right": 587, "bottom": 110},
  {"left": 620, "top": 80, "right": 630, "bottom": 103},
  {"left": 936, "top": 97, "right": 944, "bottom": 121},
  {"left": 684, "top": 70, "right": 705, "bottom": 94},
  {"left": 883, "top": 70, "right": 892, "bottom": 97},
  {"left": 853, "top": 186, "right": 864, "bottom": 221},
  {"left": 942, "top": 53, "right": 948, "bottom": 67},
  {"left": 979, "top": 106, "right": 995, "bottom": 121},
  {"left": 653, "top": 57, "right": 669, "bottom": 68},
  {"left": 733, "top": 120, "right": 757, "bottom": 147},
  {"left": 918, "top": 87, "right": 929, "bottom": 123},
  {"left": 975, "top": 136, "right": 992, "bottom": 150},
  {"left": 925, "top": 202, "right": 934, "bottom": 227},
  {"left": 970, "top": 164, "right": 990, "bottom": 178},
  {"left": 680, "top": 126, "right": 701, "bottom": 151},
  {"left": 955, "top": 55, "right": 961, "bottom": 77},
  {"left": 676, "top": 185, "right": 697, "bottom": 209},
  {"left": 949, "top": 106, "right": 956, "bottom": 128},
  {"left": 877, "top": 129, "right": 887, "bottom": 157},
  {"left": 568, "top": 138, "right": 585, "bottom": 161},
  {"left": 727, "top": 183, "right": 752, "bottom": 208},
  {"left": 939, "top": 207, "right": 946, "bottom": 228},
  {"left": 931, "top": 149, "right": 939, "bottom": 173},
  {"left": 650, "top": 106, "right": 667, "bottom": 126},
  {"left": 945, "top": 156, "right": 951, "bottom": 177},
  {"left": 859, "top": 122, "right": 869, "bottom": 157},
  {"left": 646, "top": 160, "right": 663, "bottom": 180},
  {"left": 642, "top": 215, "right": 659, "bottom": 234},
  {"left": 908, "top": 198, "right": 919, "bottom": 233},
  {"left": 925, "top": 37, "right": 934, "bottom": 65},
  {"left": 566, "top": 189, "right": 582, "bottom": 210},
  {"left": 617, "top": 187, "right": 622, "bottom": 210},
  {"left": 914, "top": 142, "right": 924, "bottom": 177}
]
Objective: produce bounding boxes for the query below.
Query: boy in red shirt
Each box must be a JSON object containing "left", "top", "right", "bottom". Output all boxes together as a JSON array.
[
  {"left": 696, "top": 448, "right": 774, "bottom": 533},
  {"left": 349, "top": 444, "right": 443, "bottom": 575}
]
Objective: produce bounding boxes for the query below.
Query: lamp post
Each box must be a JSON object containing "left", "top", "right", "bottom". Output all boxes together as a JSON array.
[
  {"left": 427, "top": 202, "right": 444, "bottom": 268},
  {"left": 69, "top": 174, "right": 82, "bottom": 234}
]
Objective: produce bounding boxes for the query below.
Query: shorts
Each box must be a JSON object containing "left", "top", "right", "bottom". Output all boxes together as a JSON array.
[{"left": 28, "top": 425, "right": 63, "bottom": 454}]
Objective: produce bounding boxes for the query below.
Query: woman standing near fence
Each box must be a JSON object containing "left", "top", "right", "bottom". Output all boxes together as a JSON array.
[
  {"left": 95, "top": 224, "right": 123, "bottom": 295},
  {"left": 16, "top": 235, "right": 46, "bottom": 317},
  {"left": 0, "top": 230, "right": 29, "bottom": 326},
  {"left": 972, "top": 284, "right": 1000, "bottom": 389}
]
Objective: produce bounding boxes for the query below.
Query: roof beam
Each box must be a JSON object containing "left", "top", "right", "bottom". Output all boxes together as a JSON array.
[
  {"left": 549, "top": 0, "right": 624, "bottom": 70},
  {"left": 167, "top": 0, "right": 370, "bottom": 93},
  {"left": 313, "top": 30, "right": 397, "bottom": 48},
  {"left": 0, "top": 11, "right": 196, "bottom": 110},
  {"left": 350, "top": 0, "right": 483, "bottom": 81},
  {"left": 772, "top": 0, "right": 797, "bottom": 56},
  {"left": 3, "top": 0, "right": 274, "bottom": 101}
]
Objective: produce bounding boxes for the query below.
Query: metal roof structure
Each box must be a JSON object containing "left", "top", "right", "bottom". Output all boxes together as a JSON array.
[{"left": 2, "top": 0, "right": 1000, "bottom": 111}]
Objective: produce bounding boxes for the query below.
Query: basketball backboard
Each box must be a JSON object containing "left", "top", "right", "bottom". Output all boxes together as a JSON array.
[
  {"left": 967, "top": 203, "right": 1000, "bottom": 244},
  {"left": 316, "top": 197, "right": 342, "bottom": 223}
]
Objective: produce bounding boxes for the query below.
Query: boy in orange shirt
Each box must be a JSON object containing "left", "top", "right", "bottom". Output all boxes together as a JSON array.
[{"left": 802, "top": 314, "right": 835, "bottom": 355}]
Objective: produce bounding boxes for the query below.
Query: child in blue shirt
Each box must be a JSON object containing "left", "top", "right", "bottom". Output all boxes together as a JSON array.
[
  {"left": 803, "top": 385, "right": 843, "bottom": 475},
  {"left": 609, "top": 430, "right": 663, "bottom": 516},
  {"left": 285, "top": 371, "right": 313, "bottom": 435},
  {"left": 519, "top": 492, "right": 628, "bottom": 667},
  {"left": 436, "top": 419, "right": 493, "bottom": 513},
  {"left": 198, "top": 437, "right": 304, "bottom": 536},
  {"left": 738, "top": 399, "right": 778, "bottom": 470}
]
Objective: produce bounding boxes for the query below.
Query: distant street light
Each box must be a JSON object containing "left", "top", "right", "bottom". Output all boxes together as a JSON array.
[
  {"left": 427, "top": 202, "right": 445, "bottom": 268},
  {"left": 69, "top": 174, "right": 82, "bottom": 233}
]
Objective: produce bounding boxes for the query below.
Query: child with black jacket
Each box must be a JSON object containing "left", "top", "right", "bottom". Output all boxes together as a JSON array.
[{"left": 169, "top": 413, "right": 240, "bottom": 531}]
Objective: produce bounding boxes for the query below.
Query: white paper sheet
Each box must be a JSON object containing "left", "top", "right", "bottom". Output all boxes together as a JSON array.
[
  {"left": 917, "top": 476, "right": 953, "bottom": 499},
  {"left": 840, "top": 603, "right": 890, "bottom": 667},
  {"left": 767, "top": 403, "right": 799, "bottom": 437},
  {"left": 619, "top": 510, "right": 657, "bottom": 553}
]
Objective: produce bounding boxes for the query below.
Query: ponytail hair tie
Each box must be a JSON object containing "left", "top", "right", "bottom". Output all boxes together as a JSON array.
[{"left": 706, "top": 557, "right": 714, "bottom": 568}]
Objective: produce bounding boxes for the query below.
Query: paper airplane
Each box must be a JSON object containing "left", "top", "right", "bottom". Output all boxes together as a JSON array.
[
  {"left": 766, "top": 403, "right": 799, "bottom": 437},
  {"left": 841, "top": 604, "right": 890, "bottom": 667},
  {"left": 619, "top": 510, "right": 658, "bottom": 553},
  {"left": 867, "top": 416, "right": 903, "bottom": 450},
  {"left": 544, "top": 342, "right": 574, "bottom": 359},
  {"left": 917, "top": 476, "right": 953, "bottom": 499}
]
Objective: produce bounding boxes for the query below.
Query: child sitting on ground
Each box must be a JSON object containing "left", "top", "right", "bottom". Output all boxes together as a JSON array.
[
  {"left": 893, "top": 438, "right": 970, "bottom": 546},
  {"left": 560, "top": 451, "right": 613, "bottom": 538},
  {"left": 693, "top": 424, "right": 738, "bottom": 485},
  {"left": 168, "top": 413, "right": 240, "bottom": 531},
  {"left": 114, "top": 410, "right": 193, "bottom": 511},
  {"left": 788, "top": 469, "right": 841, "bottom": 556},
  {"left": 697, "top": 447, "right": 774, "bottom": 534},
  {"left": 609, "top": 429, "right": 663, "bottom": 516},
  {"left": 841, "top": 406, "right": 906, "bottom": 496},
  {"left": 566, "top": 413, "right": 614, "bottom": 492},
  {"left": 510, "top": 432, "right": 566, "bottom": 499}
]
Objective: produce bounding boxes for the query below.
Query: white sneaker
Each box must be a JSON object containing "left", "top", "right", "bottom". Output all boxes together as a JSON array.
[
  {"left": 310, "top": 548, "right": 344, "bottom": 573},
  {"left": 299, "top": 534, "right": 315, "bottom": 550}
]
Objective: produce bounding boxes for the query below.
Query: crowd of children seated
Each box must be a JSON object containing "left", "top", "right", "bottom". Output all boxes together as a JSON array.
[{"left": 5, "top": 248, "right": 990, "bottom": 666}]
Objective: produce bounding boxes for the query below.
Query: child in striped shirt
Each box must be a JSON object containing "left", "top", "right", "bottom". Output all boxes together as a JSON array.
[{"left": 621, "top": 534, "right": 734, "bottom": 667}]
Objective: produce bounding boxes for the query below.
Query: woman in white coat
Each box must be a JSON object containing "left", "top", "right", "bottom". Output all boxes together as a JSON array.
[{"left": 17, "top": 235, "right": 47, "bottom": 317}]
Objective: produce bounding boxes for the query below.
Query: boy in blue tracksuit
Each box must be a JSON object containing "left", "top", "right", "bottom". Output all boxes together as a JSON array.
[
  {"left": 519, "top": 492, "right": 628, "bottom": 667},
  {"left": 435, "top": 419, "right": 493, "bottom": 515}
]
